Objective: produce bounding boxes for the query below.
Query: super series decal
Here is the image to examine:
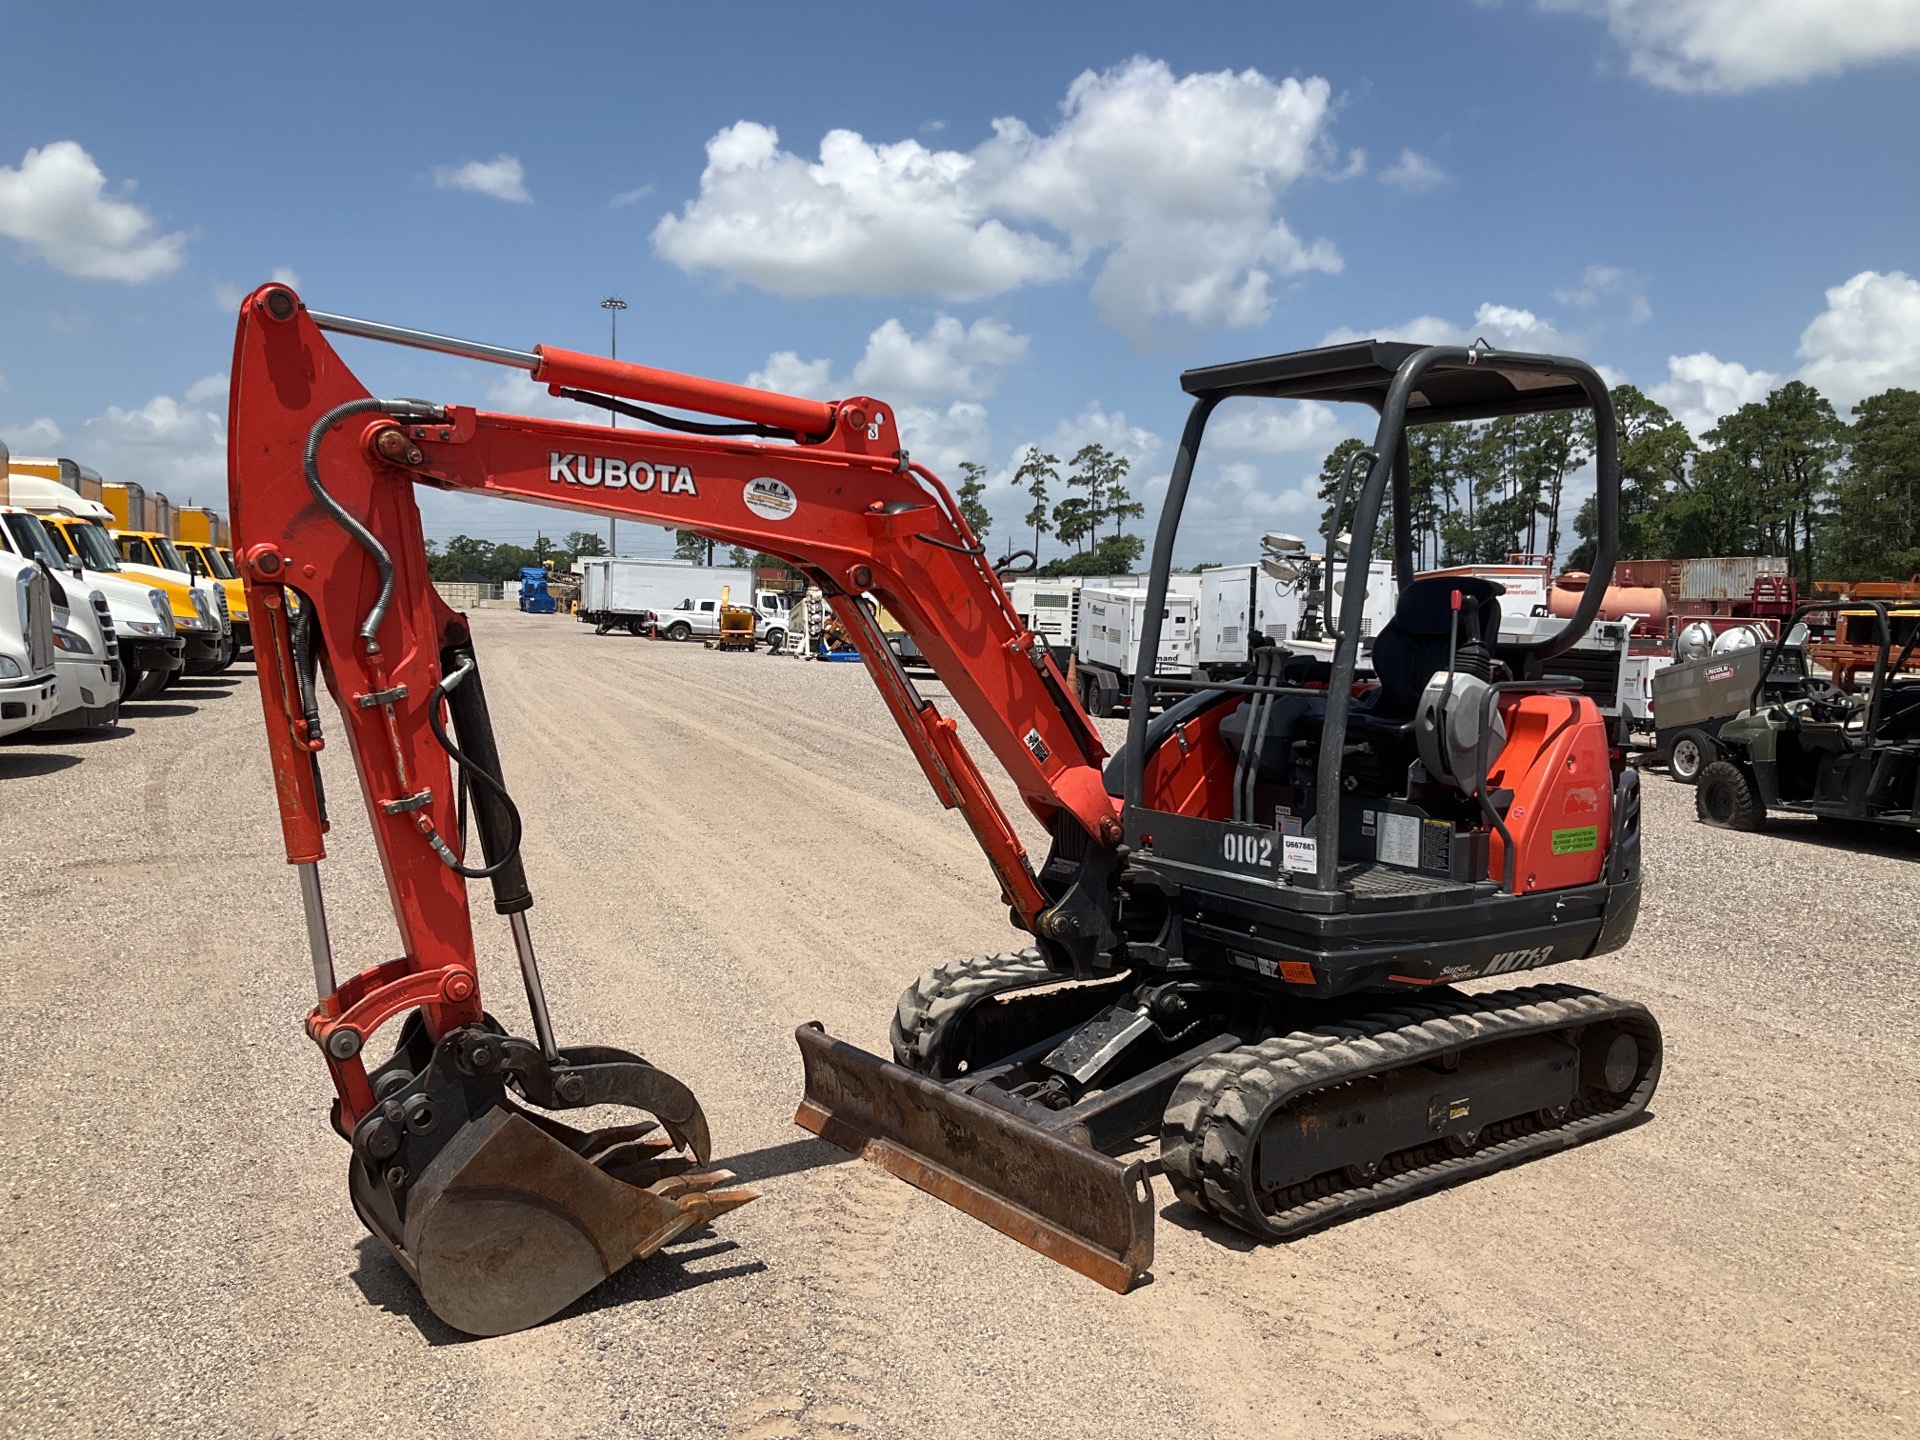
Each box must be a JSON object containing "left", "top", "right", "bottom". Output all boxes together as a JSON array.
[{"left": 548, "top": 453, "right": 698, "bottom": 494}]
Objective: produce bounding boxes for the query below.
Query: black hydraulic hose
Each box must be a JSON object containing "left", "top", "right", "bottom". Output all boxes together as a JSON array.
[
  {"left": 552, "top": 386, "right": 816, "bottom": 441},
  {"left": 303, "top": 396, "right": 448, "bottom": 652},
  {"left": 426, "top": 658, "right": 524, "bottom": 880}
]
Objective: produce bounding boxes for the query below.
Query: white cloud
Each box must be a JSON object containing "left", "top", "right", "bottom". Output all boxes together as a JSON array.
[
  {"left": 1379, "top": 149, "right": 1448, "bottom": 192},
  {"left": 0, "top": 141, "right": 186, "bottom": 282},
  {"left": 1547, "top": 0, "right": 1920, "bottom": 92},
  {"left": 80, "top": 386, "right": 226, "bottom": 496},
  {"left": 744, "top": 351, "right": 836, "bottom": 399},
  {"left": 1207, "top": 398, "right": 1350, "bottom": 454},
  {"left": 1322, "top": 301, "right": 1580, "bottom": 354},
  {"left": 432, "top": 154, "right": 531, "bottom": 203},
  {"left": 4, "top": 417, "right": 63, "bottom": 449},
  {"left": 1794, "top": 269, "right": 1920, "bottom": 410},
  {"left": 1161, "top": 458, "right": 1328, "bottom": 564},
  {"left": 747, "top": 314, "right": 1028, "bottom": 405},
  {"left": 610, "top": 183, "right": 653, "bottom": 208},
  {"left": 1554, "top": 264, "right": 1651, "bottom": 324},
  {"left": 896, "top": 400, "right": 990, "bottom": 478},
  {"left": 1649, "top": 351, "right": 1781, "bottom": 436},
  {"left": 850, "top": 315, "right": 1027, "bottom": 400},
  {"left": 654, "top": 58, "right": 1342, "bottom": 334},
  {"left": 184, "top": 373, "right": 228, "bottom": 404}
]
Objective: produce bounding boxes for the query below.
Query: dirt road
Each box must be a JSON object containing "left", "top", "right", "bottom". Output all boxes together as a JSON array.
[{"left": 2, "top": 610, "right": 1914, "bottom": 1439}]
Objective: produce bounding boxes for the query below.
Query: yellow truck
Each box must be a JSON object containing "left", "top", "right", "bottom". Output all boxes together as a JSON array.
[
  {"left": 170, "top": 506, "right": 249, "bottom": 653},
  {"left": 112, "top": 527, "right": 233, "bottom": 672}
]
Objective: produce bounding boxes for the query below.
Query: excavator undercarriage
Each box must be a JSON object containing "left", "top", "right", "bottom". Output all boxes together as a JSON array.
[{"left": 228, "top": 285, "right": 1661, "bottom": 1332}]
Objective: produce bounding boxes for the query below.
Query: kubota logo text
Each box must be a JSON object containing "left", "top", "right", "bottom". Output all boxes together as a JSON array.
[{"left": 549, "top": 453, "right": 698, "bottom": 495}]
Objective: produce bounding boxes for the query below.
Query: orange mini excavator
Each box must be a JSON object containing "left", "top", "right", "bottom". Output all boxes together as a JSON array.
[{"left": 229, "top": 285, "right": 1659, "bottom": 1335}]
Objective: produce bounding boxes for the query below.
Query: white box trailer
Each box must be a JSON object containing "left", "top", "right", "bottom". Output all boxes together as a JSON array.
[
  {"left": 1073, "top": 585, "right": 1198, "bottom": 717},
  {"left": 580, "top": 556, "right": 709, "bottom": 619},
  {"left": 1196, "top": 559, "right": 1396, "bottom": 676}
]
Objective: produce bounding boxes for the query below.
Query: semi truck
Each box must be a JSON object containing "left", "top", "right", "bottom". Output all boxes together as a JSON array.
[
  {"left": 3, "top": 457, "right": 183, "bottom": 700},
  {"left": 0, "top": 503, "right": 121, "bottom": 729},
  {"left": 0, "top": 531, "right": 58, "bottom": 739}
]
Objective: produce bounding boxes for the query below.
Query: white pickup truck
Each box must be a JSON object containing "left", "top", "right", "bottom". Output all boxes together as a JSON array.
[{"left": 654, "top": 589, "right": 790, "bottom": 648}]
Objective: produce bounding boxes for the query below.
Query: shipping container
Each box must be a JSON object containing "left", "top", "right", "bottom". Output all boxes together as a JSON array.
[
  {"left": 149, "top": 493, "right": 176, "bottom": 540},
  {"left": 1611, "top": 558, "right": 1679, "bottom": 600},
  {"left": 1677, "top": 556, "right": 1787, "bottom": 603}
]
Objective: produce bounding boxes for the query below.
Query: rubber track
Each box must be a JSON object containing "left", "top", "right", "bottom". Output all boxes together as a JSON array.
[
  {"left": 889, "top": 949, "right": 1061, "bottom": 1074},
  {"left": 1160, "top": 984, "right": 1661, "bottom": 1241}
]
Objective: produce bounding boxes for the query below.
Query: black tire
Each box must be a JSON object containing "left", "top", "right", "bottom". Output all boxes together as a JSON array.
[
  {"left": 666, "top": 621, "right": 692, "bottom": 643},
  {"left": 1668, "top": 729, "right": 1713, "bottom": 784},
  {"left": 120, "top": 660, "right": 144, "bottom": 702},
  {"left": 1093, "top": 677, "right": 1123, "bottom": 720},
  {"left": 626, "top": 617, "right": 646, "bottom": 636},
  {"left": 1696, "top": 760, "right": 1765, "bottom": 831},
  {"left": 210, "top": 635, "right": 237, "bottom": 673},
  {"left": 764, "top": 628, "right": 785, "bottom": 654}
]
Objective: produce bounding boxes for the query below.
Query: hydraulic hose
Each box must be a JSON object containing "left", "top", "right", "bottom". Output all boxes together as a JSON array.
[
  {"left": 302, "top": 396, "right": 447, "bottom": 652},
  {"left": 426, "top": 656, "right": 525, "bottom": 883}
]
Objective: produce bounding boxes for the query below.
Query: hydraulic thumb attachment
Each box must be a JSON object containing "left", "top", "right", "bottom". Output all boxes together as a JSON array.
[{"left": 349, "top": 1014, "right": 751, "bottom": 1337}]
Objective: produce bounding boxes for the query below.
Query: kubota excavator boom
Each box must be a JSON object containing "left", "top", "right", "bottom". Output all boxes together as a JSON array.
[{"left": 231, "top": 285, "right": 1660, "bottom": 1331}]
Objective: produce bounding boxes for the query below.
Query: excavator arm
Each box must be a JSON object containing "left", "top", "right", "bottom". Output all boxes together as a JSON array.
[{"left": 227, "top": 285, "right": 1132, "bottom": 1331}]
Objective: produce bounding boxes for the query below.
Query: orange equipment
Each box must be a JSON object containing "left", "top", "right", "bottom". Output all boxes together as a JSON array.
[{"left": 229, "top": 286, "right": 1659, "bottom": 1333}]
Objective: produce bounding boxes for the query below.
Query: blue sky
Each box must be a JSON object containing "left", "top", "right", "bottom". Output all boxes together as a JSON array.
[{"left": 3, "top": 0, "right": 1917, "bottom": 563}]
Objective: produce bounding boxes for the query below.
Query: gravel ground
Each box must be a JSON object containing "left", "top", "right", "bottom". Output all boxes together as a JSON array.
[{"left": 1, "top": 609, "right": 1915, "bottom": 1440}]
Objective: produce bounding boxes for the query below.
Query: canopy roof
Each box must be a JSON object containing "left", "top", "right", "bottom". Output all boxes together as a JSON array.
[{"left": 1180, "top": 340, "right": 1601, "bottom": 424}]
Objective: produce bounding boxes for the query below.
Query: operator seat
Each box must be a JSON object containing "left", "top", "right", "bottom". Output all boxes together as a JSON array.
[{"left": 1362, "top": 576, "right": 1504, "bottom": 723}]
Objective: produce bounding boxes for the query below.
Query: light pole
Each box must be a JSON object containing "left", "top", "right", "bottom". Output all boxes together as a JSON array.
[{"left": 600, "top": 296, "right": 627, "bottom": 556}]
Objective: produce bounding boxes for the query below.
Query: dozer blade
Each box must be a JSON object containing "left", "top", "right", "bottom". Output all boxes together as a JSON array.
[
  {"left": 349, "top": 1022, "right": 754, "bottom": 1336},
  {"left": 793, "top": 1022, "right": 1154, "bottom": 1292}
]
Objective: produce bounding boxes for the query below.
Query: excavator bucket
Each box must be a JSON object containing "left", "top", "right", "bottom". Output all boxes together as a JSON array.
[
  {"left": 349, "top": 1019, "right": 754, "bottom": 1336},
  {"left": 793, "top": 1024, "right": 1155, "bottom": 1292}
]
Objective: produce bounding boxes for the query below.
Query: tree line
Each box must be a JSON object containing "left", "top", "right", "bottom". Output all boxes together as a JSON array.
[
  {"left": 1313, "top": 381, "right": 1920, "bottom": 584},
  {"left": 427, "top": 530, "right": 608, "bottom": 582},
  {"left": 951, "top": 442, "right": 1148, "bottom": 576}
]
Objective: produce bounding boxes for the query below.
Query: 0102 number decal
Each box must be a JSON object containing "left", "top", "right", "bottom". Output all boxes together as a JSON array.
[{"left": 1221, "top": 831, "right": 1275, "bottom": 868}]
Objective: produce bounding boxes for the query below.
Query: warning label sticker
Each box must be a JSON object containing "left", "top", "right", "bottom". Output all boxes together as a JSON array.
[
  {"left": 1551, "top": 825, "right": 1599, "bottom": 855},
  {"left": 1377, "top": 811, "right": 1419, "bottom": 869}
]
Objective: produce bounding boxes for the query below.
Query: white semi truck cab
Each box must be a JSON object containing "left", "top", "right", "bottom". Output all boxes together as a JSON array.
[
  {"left": 0, "top": 505, "right": 122, "bottom": 729},
  {"left": 3, "top": 471, "right": 185, "bottom": 699}
]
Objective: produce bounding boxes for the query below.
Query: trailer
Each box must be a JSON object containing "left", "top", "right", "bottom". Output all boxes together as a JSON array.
[
  {"left": 1195, "top": 559, "right": 1395, "bottom": 679},
  {"left": 1006, "top": 573, "right": 1200, "bottom": 662},
  {"left": 1073, "top": 584, "right": 1197, "bottom": 717}
]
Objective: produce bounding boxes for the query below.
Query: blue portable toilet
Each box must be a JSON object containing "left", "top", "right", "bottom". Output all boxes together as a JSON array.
[{"left": 518, "top": 565, "right": 556, "bottom": 614}]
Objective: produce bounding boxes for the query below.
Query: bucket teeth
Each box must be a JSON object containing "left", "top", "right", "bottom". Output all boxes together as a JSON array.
[
  {"left": 349, "top": 1024, "right": 753, "bottom": 1336},
  {"left": 631, "top": 1171, "right": 756, "bottom": 1260}
]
